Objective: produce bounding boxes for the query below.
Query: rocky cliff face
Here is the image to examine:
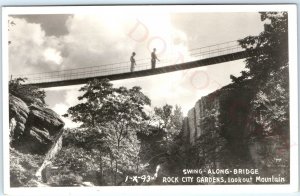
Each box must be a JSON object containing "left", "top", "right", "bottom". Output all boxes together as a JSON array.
[
  {"left": 9, "top": 94, "right": 64, "bottom": 154},
  {"left": 182, "top": 80, "right": 289, "bottom": 181},
  {"left": 183, "top": 82, "right": 252, "bottom": 147},
  {"left": 182, "top": 82, "right": 253, "bottom": 171}
]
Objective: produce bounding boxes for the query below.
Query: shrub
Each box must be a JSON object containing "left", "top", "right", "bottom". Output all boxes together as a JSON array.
[
  {"left": 9, "top": 77, "right": 46, "bottom": 106},
  {"left": 10, "top": 148, "right": 44, "bottom": 187},
  {"left": 47, "top": 172, "right": 83, "bottom": 186}
]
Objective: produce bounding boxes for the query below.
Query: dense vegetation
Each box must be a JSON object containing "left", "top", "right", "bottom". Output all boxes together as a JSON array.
[{"left": 46, "top": 79, "right": 184, "bottom": 186}]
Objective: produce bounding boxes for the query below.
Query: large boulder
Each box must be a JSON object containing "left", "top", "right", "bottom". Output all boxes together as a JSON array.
[
  {"left": 28, "top": 104, "right": 64, "bottom": 135},
  {"left": 9, "top": 94, "right": 30, "bottom": 142},
  {"left": 19, "top": 105, "right": 65, "bottom": 154},
  {"left": 9, "top": 94, "right": 65, "bottom": 155}
]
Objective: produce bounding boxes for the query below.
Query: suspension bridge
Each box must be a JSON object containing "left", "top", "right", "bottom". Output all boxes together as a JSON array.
[{"left": 12, "top": 40, "right": 262, "bottom": 88}]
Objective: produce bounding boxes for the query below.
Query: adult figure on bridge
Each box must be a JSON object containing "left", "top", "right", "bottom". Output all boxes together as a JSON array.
[
  {"left": 151, "top": 48, "right": 160, "bottom": 69},
  {"left": 130, "top": 52, "right": 136, "bottom": 72}
]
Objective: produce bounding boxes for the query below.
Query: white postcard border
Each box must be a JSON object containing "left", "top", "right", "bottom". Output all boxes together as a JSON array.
[{"left": 2, "top": 4, "right": 298, "bottom": 195}]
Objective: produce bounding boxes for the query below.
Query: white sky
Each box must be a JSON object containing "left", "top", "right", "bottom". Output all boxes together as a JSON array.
[{"left": 8, "top": 9, "right": 265, "bottom": 128}]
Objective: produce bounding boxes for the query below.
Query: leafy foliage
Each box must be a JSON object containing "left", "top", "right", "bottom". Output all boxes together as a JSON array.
[
  {"left": 51, "top": 127, "right": 149, "bottom": 186},
  {"left": 153, "top": 104, "right": 183, "bottom": 153},
  {"left": 237, "top": 12, "right": 289, "bottom": 137},
  {"left": 237, "top": 12, "right": 288, "bottom": 83},
  {"left": 60, "top": 79, "right": 151, "bottom": 185},
  {"left": 135, "top": 104, "right": 185, "bottom": 182},
  {"left": 9, "top": 77, "right": 46, "bottom": 106},
  {"left": 10, "top": 147, "right": 44, "bottom": 187},
  {"left": 63, "top": 79, "right": 150, "bottom": 128},
  {"left": 56, "top": 81, "right": 186, "bottom": 186},
  {"left": 250, "top": 66, "right": 289, "bottom": 136},
  {"left": 154, "top": 104, "right": 173, "bottom": 129},
  {"left": 48, "top": 172, "right": 83, "bottom": 187},
  {"left": 232, "top": 12, "right": 289, "bottom": 179}
]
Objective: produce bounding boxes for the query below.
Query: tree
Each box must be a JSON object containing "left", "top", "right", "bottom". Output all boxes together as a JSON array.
[
  {"left": 153, "top": 104, "right": 183, "bottom": 154},
  {"left": 63, "top": 78, "right": 114, "bottom": 128},
  {"left": 154, "top": 104, "right": 183, "bottom": 132},
  {"left": 237, "top": 12, "right": 289, "bottom": 137},
  {"left": 171, "top": 105, "right": 184, "bottom": 131},
  {"left": 63, "top": 79, "right": 151, "bottom": 185},
  {"left": 154, "top": 104, "right": 173, "bottom": 129},
  {"left": 237, "top": 12, "right": 288, "bottom": 84}
]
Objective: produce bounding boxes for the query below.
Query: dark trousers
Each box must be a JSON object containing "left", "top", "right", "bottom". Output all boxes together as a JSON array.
[{"left": 151, "top": 59, "right": 156, "bottom": 69}]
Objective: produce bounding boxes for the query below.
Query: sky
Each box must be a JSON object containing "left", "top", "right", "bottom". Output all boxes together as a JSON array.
[{"left": 8, "top": 8, "right": 265, "bottom": 128}]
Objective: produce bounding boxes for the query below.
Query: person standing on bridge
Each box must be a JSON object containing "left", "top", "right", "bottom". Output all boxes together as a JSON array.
[
  {"left": 130, "top": 52, "right": 136, "bottom": 72},
  {"left": 151, "top": 48, "right": 160, "bottom": 69}
]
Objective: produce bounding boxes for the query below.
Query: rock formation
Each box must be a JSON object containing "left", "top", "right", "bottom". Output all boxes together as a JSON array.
[
  {"left": 9, "top": 94, "right": 64, "bottom": 155},
  {"left": 9, "top": 95, "right": 30, "bottom": 142},
  {"left": 183, "top": 82, "right": 253, "bottom": 148}
]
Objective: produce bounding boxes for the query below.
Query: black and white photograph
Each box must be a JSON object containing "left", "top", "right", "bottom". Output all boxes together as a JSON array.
[{"left": 2, "top": 5, "right": 298, "bottom": 195}]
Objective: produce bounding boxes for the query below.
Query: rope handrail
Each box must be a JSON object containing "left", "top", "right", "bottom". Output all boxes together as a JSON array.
[{"left": 12, "top": 40, "right": 245, "bottom": 84}]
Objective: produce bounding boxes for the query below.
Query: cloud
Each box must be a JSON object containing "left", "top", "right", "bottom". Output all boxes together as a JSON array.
[
  {"left": 8, "top": 11, "right": 264, "bottom": 128},
  {"left": 12, "top": 14, "right": 71, "bottom": 37},
  {"left": 58, "top": 13, "right": 192, "bottom": 72},
  {"left": 43, "top": 48, "right": 63, "bottom": 64},
  {"left": 45, "top": 85, "right": 83, "bottom": 128},
  {"left": 8, "top": 17, "right": 64, "bottom": 76},
  {"left": 171, "top": 12, "right": 264, "bottom": 49}
]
